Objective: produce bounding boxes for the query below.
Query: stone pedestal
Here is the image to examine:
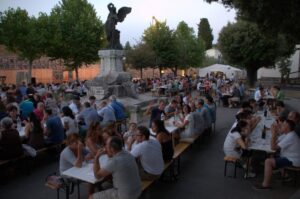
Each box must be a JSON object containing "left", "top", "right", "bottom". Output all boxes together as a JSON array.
[{"left": 87, "top": 50, "right": 137, "bottom": 99}]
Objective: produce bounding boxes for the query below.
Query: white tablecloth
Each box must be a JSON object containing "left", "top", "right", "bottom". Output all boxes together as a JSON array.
[{"left": 62, "top": 154, "right": 109, "bottom": 184}]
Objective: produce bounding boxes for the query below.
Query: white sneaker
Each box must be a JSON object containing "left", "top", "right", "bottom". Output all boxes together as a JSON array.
[{"left": 244, "top": 172, "right": 256, "bottom": 178}]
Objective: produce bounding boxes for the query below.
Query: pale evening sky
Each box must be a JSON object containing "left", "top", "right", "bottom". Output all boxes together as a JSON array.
[{"left": 0, "top": 0, "right": 236, "bottom": 46}]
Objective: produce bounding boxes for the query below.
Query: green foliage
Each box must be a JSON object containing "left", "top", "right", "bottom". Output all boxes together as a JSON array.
[
  {"left": 47, "top": 0, "right": 105, "bottom": 80},
  {"left": 197, "top": 18, "right": 214, "bottom": 50},
  {"left": 174, "top": 21, "right": 205, "bottom": 69},
  {"left": 125, "top": 42, "right": 156, "bottom": 78},
  {"left": 205, "top": 0, "right": 299, "bottom": 52},
  {"left": 277, "top": 57, "right": 291, "bottom": 82},
  {"left": 218, "top": 21, "right": 278, "bottom": 86},
  {"left": 143, "top": 20, "right": 178, "bottom": 72},
  {"left": 0, "top": 8, "right": 47, "bottom": 82},
  {"left": 124, "top": 41, "right": 132, "bottom": 50}
]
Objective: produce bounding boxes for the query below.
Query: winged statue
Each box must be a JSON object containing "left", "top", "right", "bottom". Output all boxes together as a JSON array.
[{"left": 105, "top": 3, "right": 132, "bottom": 49}]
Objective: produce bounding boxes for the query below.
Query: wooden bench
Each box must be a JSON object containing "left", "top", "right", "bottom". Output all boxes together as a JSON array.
[
  {"left": 284, "top": 166, "right": 300, "bottom": 186},
  {"left": 224, "top": 156, "right": 240, "bottom": 178},
  {"left": 179, "top": 134, "right": 201, "bottom": 144}
]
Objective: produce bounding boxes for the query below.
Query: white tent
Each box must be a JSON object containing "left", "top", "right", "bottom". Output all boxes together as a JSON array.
[{"left": 199, "top": 64, "right": 244, "bottom": 79}]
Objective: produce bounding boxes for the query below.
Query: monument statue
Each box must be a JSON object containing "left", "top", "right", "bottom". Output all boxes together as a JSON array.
[
  {"left": 105, "top": 3, "right": 131, "bottom": 49},
  {"left": 87, "top": 3, "right": 137, "bottom": 99}
]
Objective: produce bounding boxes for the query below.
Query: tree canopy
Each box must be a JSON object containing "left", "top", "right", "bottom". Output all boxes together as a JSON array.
[
  {"left": 125, "top": 42, "right": 156, "bottom": 78},
  {"left": 197, "top": 18, "right": 213, "bottom": 50},
  {"left": 218, "top": 21, "right": 279, "bottom": 86},
  {"left": 143, "top": 19, "right": 178, "bottom": 76},
  {"left": 174, "top": 21, "right": 204, "bottom": 71},
  {"left": 205, "top": 0, "right": 300, "bottom": 50},
  {"left": 47, "top": 0, "right": 105, "bottom": 81},
  {"left": 0, "top": 8, "right": 47, "bottom": 83}
]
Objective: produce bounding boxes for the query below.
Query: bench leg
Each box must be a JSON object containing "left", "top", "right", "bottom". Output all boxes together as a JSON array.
[
  {"left": 234, "top": 162, "right": 237, "bottom": 178},
  {"left": 57, "top": 189, "right": 60, "bottom": 199},
  {"left": 224, "top": 161, "right": 228, "bottom": 177},
  {"left": 77, "top": 180, "right": 80, "bottom": 199}
]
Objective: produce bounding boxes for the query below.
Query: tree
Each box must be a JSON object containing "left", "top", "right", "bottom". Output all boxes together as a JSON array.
[
  {"left": 0, "top": 8, "right": 47, "bottom": 83},
  {"left": 277, "top": 57, "right": 291, "bottom": 84},
  {"left": 124, "top": 41, "right": 132, "bottom": 50},
  {"left": 174, "top": 21, "right": 205, "bottom": 73},
  {"left": 143, "top": 19, "right": 178, "bottom": 76},
  {"left": 125, "top": 42, "right": 156, "bottom": 78},
  {"left": 47, "top": 0, "right": 105, "bottom": 81},
  {"left": 218, "top": 21, "right": 279, "bottom": 86},
  {"left": 205, "top": 0, "right": 300, "bottom": 51},
  {"left": 197, "top": 18, "right": 213, "bottom": 50}
]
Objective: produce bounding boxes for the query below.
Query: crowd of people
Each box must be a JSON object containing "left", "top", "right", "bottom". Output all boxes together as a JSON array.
[
  {"left": 1, "top": 76, "right": 300, "bottom": 197},
  {"left": 222, "top": 83, "right": 300, "bottom": 190}
]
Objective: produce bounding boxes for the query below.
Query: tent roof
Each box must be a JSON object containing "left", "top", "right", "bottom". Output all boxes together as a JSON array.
[{"left": 200, "top": 64, "right": 242, "bottom": 72}]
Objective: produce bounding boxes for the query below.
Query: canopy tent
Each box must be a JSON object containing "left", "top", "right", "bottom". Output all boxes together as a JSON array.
[{"left": 198, "top": 64, "right": 244, "bottom": 79}]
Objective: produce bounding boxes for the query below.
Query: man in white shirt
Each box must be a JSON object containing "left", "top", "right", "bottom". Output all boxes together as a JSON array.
[
  {"left": 254, "top": 120, "right": 300, "bottom": 190},
  {"left": 254, "top": 86, "right": 265, "bottom": 102},
  {"left": 130, "top": 126, "right": 164, "bottom": 180}
]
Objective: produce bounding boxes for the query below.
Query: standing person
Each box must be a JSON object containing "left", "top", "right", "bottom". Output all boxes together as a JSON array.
[
  {"left": 254, "top": 120, "right": 300, "bottom": 190},
  {"left": 43, "top": 109, "right": 65, "bottom": 145},
  {"left": 91, "top": 136, "right": 142, "bottom": 199},
  {"left": 130, "top": 126, "right": 164, "bottom": 180},
  {"left": 24, "top": 112, "right": 45, "bottom": 150},
  {"left": 109, "top": 95, "right": 126, "bottom": 121},
  {"left": 61, "top": 106, "right": 79, "bottom": 136},
  {"left": 69, "top": 95, "right": 82, "bottom": 115}
]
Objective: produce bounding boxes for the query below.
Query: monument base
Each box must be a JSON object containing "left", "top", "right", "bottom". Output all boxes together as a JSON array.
[{"left": 87, "top": 50, "right": 137, "bottom": 99}]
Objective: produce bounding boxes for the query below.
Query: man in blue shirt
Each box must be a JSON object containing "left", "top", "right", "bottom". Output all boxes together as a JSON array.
[
  {"left": 44, "top": 109, "right": 65, "bottom": 144},
  {"left": 19, "top": 96, "right": 34, "bottom": 119},
  {"left": 109, "top": 95, "right": 125, "bottom": 121}
]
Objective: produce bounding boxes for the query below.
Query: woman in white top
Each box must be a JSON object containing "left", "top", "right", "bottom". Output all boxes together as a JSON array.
[
  {"left": 174, "top": 104, "right": 192, "bottom": 138},
  {"left": 61, "top": 106, "right": 79, "bottom": 136},
  {"left": 223, "top": 120, "right": 249, "bottom": 158}
]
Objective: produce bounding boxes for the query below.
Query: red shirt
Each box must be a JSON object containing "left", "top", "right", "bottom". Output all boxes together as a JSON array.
[{"left": 33, "top": 109, "right": 44, "bottom": 121}]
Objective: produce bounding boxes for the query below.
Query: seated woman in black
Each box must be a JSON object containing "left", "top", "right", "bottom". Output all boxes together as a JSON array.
[
  {"left": 24, "top": 112, "right": 45, "bottom": 150},
  {"left": 0, "top": 117, "right": 23, "bottom": 160},
  {"left": 151, "top": 119, "right": 174, "bottom": 162}
]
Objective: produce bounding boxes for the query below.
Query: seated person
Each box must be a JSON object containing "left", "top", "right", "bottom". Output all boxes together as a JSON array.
[
  {"left": 254, "top": 120, "right": 300, "bottom": 190},
  {"left": 174, "top": 104, "right": 192, "bottom": 138},
  {"left": 144, "top": 100, "right": 166, "bottom": 127},
  {"left": 0, "top": 117, "right": 23, "bottom": 160},
  {"left": 196, "top": 99, "right": 212, "bottom": 130},
  {"left": 43, "top": 109, "right": 65, "bottom": 145},
  {"left": 287, "top": 111, "right": 300, "bottom": 137},
  {"left": 223, "top": 120, "right": 249, "bottom": 159},
  {"left": 59, "top": 133, "right": 88, "bottom": 174},
  {"left": 123, "top": 122, "right": 138, "bottom": 151},
  {"left": 271, "top": 85, "right": 284, "bottom": 101},
  {"left": 24, "top": 112, "right": 45, "bottom": 150},
  {"left": 130, "top": 126, "right": 164, "bottom": 180},
  {"left": 91, "top": 137, "right": 141, "bottom": 199},
  {"left": 61, "top": 106, "right": 79, "bottom": 136},
  {"left": 228, "top": 85, "right": 241, "bottom": 108},
  {"left": 85, "top": 121, "right": 102, "bottom": 160},
  {"left": 151, "top": 120, "right": 174, "bottom": 162},
  {"left": 164, "top": 100, "right": 178, "bottom": 118},
  {"left": 275, "top": 101, "right": 289, "bottom": 119},
  {"left": 97, "top": 100, "right": 116, "bottom": 127}
]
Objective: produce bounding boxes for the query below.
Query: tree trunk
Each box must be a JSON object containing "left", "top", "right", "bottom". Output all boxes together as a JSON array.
[
  {"left": 68, "top": 70, "right": 73, "bottom": 81},
  {"left": 140, "top": 67, "right": 143, "bottom": 79},
  {"left": 246, "top": 67, "right": 257, "bottom": 87},
  {"left": 28, "top": 60, "right": 32, "bottom": 84},
  {"left": 75, "top": 67, "right": 79, "bottom": 82},
  {"left": 174, "top": 66, "right": 177, "bottom": 77}
]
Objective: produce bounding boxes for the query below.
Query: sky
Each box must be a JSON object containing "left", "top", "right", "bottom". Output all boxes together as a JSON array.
[{"left": 0, "top": 0, "right": 236, "bottom": 46}]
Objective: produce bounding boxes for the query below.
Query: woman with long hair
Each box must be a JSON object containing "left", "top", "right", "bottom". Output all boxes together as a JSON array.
[
  {"left": 24, "top": 112, "right": 45, "bottom": 149},
  {"left": 61, "top": 106, "right": 79, "bottom": 136},
  {"left": 152, "top": 119, "right": 174, "bottom": 162}
]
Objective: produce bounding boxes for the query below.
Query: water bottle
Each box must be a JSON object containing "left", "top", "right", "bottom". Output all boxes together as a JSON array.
[{"left": 261, "top": 125, "right": 266, "bottom": 139}]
